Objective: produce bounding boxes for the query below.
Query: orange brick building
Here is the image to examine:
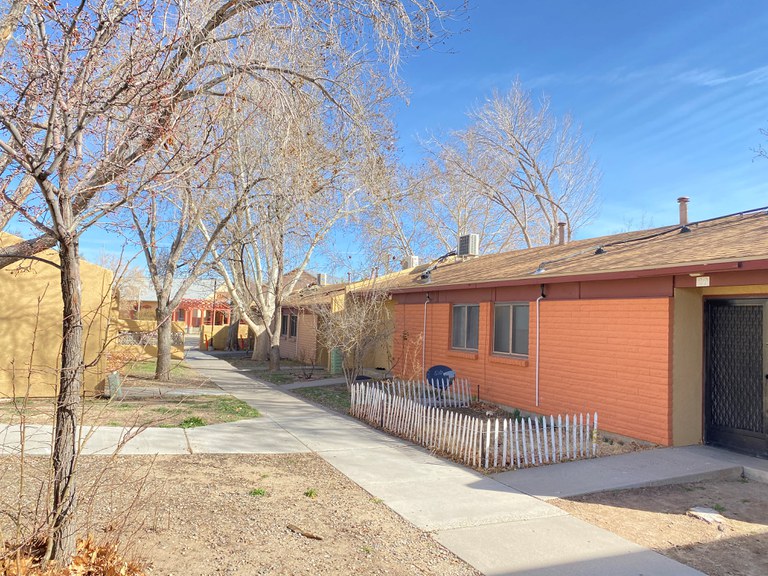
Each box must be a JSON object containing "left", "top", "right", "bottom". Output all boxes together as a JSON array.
[{"left": 390, "top": 205, "right": 768, "bottom": 455}]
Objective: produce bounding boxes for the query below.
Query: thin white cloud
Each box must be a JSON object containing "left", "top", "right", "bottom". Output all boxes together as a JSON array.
[{"left": 674, "top": 65, "right": 768, "bottom": 87}]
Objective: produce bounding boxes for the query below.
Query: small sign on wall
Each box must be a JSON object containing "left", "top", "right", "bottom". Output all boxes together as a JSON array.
[{"left": 695, "top": 276, "right": 711, "bottom": 287}]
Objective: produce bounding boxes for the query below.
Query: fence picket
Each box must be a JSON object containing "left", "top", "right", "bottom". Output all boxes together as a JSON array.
[
  {"left": 527, "top": 417, "right": 536, "bottom": 466},
  {"left": 502, "top": 419, "right": 508, "bottom": 467},
  {"left": 445, "top": 410, "right": 452, "bottom": 452},
  {"left": 349, "top": 381, "right": 599, "bottom": 471},
  {"left": 521, "top": 418, "right": 528, "bottom": 466},
  {"left": 592, "top": 412, "right": 598, "bottom": 456},
  {"left": 572, "top": 413, "right": 577, "bottom": 459},
  {"left": 585, "top": 412, "right": 590, "bottom": 460},
  {"left": 549, "top": 416, "right": 556, "bottom": 463},
  {"left": 475, "top": 417, "right": 482, "bottom": 467},
  {"left": 468, "top": 417, "right": 475, "bottom": 466},
  {"left": 426, "top": 404, "right": 432, "bottom": 448},
  {"left": 441, "top": 408, "right": 448, "bottom": 451},
  {"left": 395, "top": 396, "right": 403, "bottom": 435},
  {"left": 534, "top": 417, "right": 542, "bottom": 465},
  {"left": 450, "top": 411, "right": 458, "bottom": 453},
  {"left": 457, "top": 414, "right": 466, "bottom": 462}
]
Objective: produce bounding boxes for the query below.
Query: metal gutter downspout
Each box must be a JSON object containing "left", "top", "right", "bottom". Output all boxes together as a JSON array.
[
  {"left": 423, "top": 293, "right": 430, "bottom": 380},
  {"left": 535, "top": 286, "right": 546, "bottom": 406}
]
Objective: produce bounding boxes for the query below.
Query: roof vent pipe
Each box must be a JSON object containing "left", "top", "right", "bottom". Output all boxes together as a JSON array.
[
  {"left": 557, "top": 222, "right": 566, "bottom": 245},
  {"left": 677, "top": 196, "right": 690, "bottom": 225}
]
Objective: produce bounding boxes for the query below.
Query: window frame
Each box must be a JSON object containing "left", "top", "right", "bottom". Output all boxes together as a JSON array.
[
  {"left": 451, "top": 303, "right": 480, "bottom": 351},
  {"left": 289, "top": 314, "right": 298, "bottom": 338},
  {"left": 280, "top": 313, "right": 289, "bottom": 336},
  {"left": 492, "top": 302, "right": 530, "bottom": 357}
]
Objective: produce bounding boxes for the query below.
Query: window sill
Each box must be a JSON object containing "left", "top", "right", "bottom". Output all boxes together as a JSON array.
[
  {"left": 447, "top": 349, "right": 478, "bottom": 360},
  {"left": 489, "top": 354, "right": 529, "bottom": 367}
]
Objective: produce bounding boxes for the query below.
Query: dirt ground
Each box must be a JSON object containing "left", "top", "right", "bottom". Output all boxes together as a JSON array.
[
  {"left": 0, "top": 454, "right": 479, "bottom": 576},
  {"left": 220, "top": 355, "right": 331, "bottom": 385},
  {"left": 553, "top": 477, "right": 768, "bottom": 576},
  {"left": 0, "top": 394, "right": 259, "bottom": 428}
]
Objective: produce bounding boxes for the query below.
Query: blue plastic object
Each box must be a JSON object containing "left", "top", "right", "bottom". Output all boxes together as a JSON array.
[{"left": 425, "top": 365, "right": 456, "bottom": 389}]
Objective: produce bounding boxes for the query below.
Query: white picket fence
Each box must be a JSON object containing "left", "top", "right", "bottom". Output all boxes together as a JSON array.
[
  {"left": 350, "top": 380, "right": 599, "bottom": 470},
  {"left": 355, "top": 378, "right": 471, "bottom": 408}
]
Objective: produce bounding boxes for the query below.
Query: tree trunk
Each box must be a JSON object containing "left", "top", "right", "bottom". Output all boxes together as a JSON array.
[
  {"left": 226, "top": 308, "right": 241, "bottom": 350},
  {"left": 155, "top": 304, "right": 173, "bottom": 381},
  {"left": 268, "top": 313, "right": 281, "bottom": 371},
  {"left": 49, "top": 236, "right": 83, "bottom": 563},
  {"left": 250, "top": 328, "right": 269, "bottom": 360}
]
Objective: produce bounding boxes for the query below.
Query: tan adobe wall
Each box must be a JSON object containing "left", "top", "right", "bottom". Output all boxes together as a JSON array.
[
  {"left": 200, "top": 323, "right": 250, "bottom": 351},
  {"left": 279, "top": 310, "right": 318, "bottom": 363},
  {"left": 394, "top": 297, "right": 673, "bottom": 445},
  {"left": 362, "top": 299, "right": 395, "bottom": 371},
  {"left": 671, "top": 288, "right": 703, "bottom": 446},
  {"left": 112, "top": 319, "right": 185, "bottom": 362},
  {"left": 0, "top": 255, "right": 113, "bottom": 398}
]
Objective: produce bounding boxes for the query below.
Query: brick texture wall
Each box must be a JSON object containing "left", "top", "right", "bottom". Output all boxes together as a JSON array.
[{"left": 393, "top": 297, "right": 673, "bottom": 445}]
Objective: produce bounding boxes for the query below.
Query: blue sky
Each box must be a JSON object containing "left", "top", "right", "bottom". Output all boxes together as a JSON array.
[
  {"left": 72, "top": 1, "right": 768, "bottom": 270},
  {"left": 393, "top": 0, "right": 768, "bottom": 238}
]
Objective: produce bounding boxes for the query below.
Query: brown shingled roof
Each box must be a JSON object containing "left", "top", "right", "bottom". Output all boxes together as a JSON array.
[
  {"left": 282, "top": 281, "right": 347, "bottom": 307},
  {"left": 390, "top": 207, "right": 768, "bottom": 293}
]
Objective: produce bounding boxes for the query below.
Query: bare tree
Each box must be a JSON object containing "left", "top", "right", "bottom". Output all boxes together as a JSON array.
[
  {"left": 355, "top": 166, "right": 520, "bottom": 274},
  {"left": 96, "top": 252, "right": 148, "bottom": 317},
  {"left": 454, "top": 81, "right": 601, "bottom": 246},
  {"left": 354, "top": 80, "right": 598, "bottom": 268},
  {"left": 210, "top": 73, "right": 397, "bottom": 371},
  {"left": 0, "top": 0, "right": 454, "bottom": 561},
  {"left": 311, "top": 284, "right": 393, "bottom": 388},
  {"left": 128, "top": 149, "right": 244, "bottom": 381},
  {"left": 122, "top": 100, "right": 252, "bottom": 380}
]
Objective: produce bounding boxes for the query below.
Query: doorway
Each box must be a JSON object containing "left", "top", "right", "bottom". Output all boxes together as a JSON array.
[{"left": 705, "top": 299, "right": 767, "bottom": 456}]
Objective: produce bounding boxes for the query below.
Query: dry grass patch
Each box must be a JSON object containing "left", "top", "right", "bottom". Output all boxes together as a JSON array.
[{"left": 0, "top": 395, "right": 259, "bottom": 428}]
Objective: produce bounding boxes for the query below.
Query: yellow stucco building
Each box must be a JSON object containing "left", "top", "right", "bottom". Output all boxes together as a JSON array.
[{"left": 0, "top": 233, "right": 113, "bottom": 398}]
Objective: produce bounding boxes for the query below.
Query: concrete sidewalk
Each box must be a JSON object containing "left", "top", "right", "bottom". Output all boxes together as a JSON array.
[
  {"left": 182, "top": 350, "right": 709, "bottom": 576},
  {"left": 7, "top": 349, "right": 767, "bottom": 574}
]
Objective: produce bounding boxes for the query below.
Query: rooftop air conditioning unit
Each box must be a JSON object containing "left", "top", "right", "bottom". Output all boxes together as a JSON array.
[
  {"left": 402, "top": 255, "right": 420, "bottom": 269},
  {"left": 457, "top": 234, "right": 479, "bottom": 257},
  {"left": 317, "top": 273, "right": 328, "bottom": 286}
]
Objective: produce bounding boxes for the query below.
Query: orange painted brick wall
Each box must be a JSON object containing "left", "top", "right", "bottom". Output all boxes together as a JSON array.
[{"left": 393, "top": 297, "right": 673, "bottom": 445}]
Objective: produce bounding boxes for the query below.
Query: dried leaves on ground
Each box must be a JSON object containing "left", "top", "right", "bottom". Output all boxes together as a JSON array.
[{"left": 2, "top": 536, "right": 145, "bottom": 576}]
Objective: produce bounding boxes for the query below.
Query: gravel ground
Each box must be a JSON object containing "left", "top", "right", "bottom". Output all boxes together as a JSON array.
[{"left": 1, "top": 454, "right": 480, "bottom": 576}]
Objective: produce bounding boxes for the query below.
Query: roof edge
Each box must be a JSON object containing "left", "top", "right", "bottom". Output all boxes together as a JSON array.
[{"left": 390, "top": 257, "right": 768, "bottom": 294}]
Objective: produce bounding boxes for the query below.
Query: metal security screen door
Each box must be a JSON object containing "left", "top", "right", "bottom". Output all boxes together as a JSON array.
[{"left": 705, "top": 299, "right": 767, "bottom": 456}]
